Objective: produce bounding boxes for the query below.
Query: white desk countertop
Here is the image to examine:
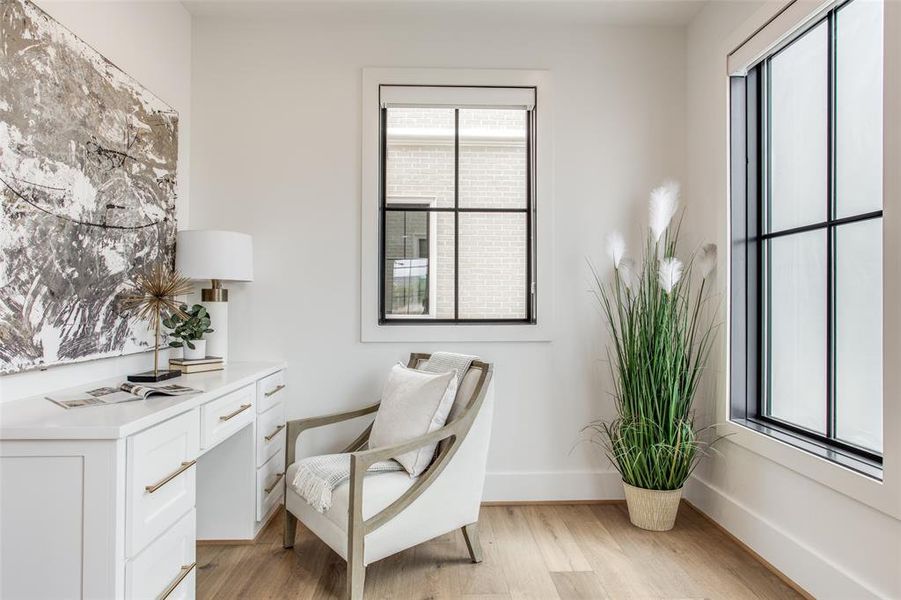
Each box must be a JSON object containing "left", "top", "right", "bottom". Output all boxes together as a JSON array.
[{"left": 0, "top": 361, "right": 285, "bottom": 441}]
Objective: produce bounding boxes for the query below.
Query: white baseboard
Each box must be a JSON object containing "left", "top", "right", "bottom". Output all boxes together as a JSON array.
[
  {"left": 685, "top": 476, "right": 880, "bottom": 599},
  {"left": 482, "top": 469, "right": 624, "bottom": 502}
]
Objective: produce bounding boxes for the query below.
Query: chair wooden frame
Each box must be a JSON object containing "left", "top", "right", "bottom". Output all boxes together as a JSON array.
[{"left": 283, "top": 353, "right": 494, "bottom": 600}]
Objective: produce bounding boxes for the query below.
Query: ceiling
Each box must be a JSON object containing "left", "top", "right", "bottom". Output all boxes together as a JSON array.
[{"left": 183, "top": 0, "right": 710, "bottom": 27}]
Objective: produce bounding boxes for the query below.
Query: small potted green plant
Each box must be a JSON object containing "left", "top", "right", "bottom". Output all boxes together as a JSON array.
[{"left": 163, "top": 304, "right": 214, "bottom": 360}]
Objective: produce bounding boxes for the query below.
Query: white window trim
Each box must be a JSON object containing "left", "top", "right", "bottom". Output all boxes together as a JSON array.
[
  {"left": 719, "top": 0, "right": 901, "bottom": 520},
  {"left": 361, "top": 67, "right": 555, "bottom": 343}
]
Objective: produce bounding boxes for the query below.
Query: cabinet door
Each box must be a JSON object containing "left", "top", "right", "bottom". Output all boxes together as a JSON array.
[
  {"left": 1, "top": 455, "right": 84, "bottom": 598},
  {"left": 127, "top": 410, "right": 199, "bottom": 557},
  {"left": 1, "top": 441, "right": 122, "bottom": 599}
]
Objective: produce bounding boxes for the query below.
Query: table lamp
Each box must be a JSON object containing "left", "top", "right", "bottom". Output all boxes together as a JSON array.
[{"left": 176, "top": 230, "right": 254, "bottom": 363}]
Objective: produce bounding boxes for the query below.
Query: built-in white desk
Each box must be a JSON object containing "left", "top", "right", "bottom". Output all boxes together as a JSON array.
[{"left": 0, "top": 361, "right": 287, "bottom": 599}]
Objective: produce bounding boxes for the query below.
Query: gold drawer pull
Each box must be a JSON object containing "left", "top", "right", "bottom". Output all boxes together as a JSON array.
[
  {"left": 145, "top": 460, "right": 196, "bottom": 494},
  {"left": 219, "top": 403, "right": 251, "bottom": 421},
  {"left": 157, "top": 561, "right": 196, "bottom": 600},
  {"left": 264, "top": 423, "right": 286, "bottom": 442},
  {"left": 264, "top": 384, "right": 286, "bottom": 398},
  {"left": 264, "top": 472, "right": 285, "bottom": 495}
]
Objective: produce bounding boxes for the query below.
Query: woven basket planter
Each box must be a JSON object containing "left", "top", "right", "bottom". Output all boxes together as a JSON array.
[{"left": 622, "top": 482, "right": 683, "bottom": 531}]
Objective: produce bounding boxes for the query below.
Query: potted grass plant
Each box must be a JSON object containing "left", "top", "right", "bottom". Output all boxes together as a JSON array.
[{"left": 587, "top": 181, "right": 718, "bottom": 531}]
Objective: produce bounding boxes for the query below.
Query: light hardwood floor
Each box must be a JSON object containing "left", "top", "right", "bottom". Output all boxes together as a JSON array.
[{"left": 196, "top": 503, "right": 804, "bottom": 599}]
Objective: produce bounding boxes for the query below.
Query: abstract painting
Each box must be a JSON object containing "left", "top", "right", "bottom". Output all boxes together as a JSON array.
[{"left": 0, "top": 0, "right": 178, "bottom": 374}]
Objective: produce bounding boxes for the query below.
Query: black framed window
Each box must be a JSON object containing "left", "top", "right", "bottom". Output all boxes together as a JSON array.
[
  {"left": 378, "top": 87, "right": 537, "bottom": 324},
  {"left": 730, "top": 0, "right": 883, "bottom": 473}
]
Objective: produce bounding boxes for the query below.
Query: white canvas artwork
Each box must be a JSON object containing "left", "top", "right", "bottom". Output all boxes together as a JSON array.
[{"left": 0, "top": 0, "right": 179, "bottom": 373}]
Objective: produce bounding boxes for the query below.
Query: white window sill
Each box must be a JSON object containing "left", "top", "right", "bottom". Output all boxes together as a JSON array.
[
  {"left": 361, "top": 321, "right": 554, "bottom": 343},
  {"left": 718, "top": 419, "right": 899, "bottom": 520}
]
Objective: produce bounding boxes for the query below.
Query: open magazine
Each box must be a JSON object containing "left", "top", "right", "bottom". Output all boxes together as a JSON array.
[{"left": 47, "top": 382, "right": 200, "bottom": 410}]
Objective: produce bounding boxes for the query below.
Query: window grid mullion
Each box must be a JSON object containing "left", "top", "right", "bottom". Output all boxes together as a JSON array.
[
  {"left": 826, "top": 10, "right": 837, "bottom": 441},
  {"left": 525, "top": 109, "right": 534, "bottom": 322},
  {"left": 760, "top": 210, "right": 884, "bottom": 240},
  {"left": 453, "top": 108, "right": 460, "bottom": 321},
  {"left": 762, "top": 61, "right": 772, "bottom": 419},
  {"left": 379, "top": 107, "right": 387, "bottom": 322}
]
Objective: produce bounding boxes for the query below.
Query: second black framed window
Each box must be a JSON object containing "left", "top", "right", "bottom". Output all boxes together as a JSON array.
[
  {"left": 730, "top": 0, "right": 884, "bottom": 471},
  {"left": 379, "top": 86, "right": 537, "bottom": 324}
]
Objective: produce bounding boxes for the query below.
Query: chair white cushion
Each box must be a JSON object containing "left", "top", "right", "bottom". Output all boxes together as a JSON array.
[
  {"left": 286, "top": 462, "right": 414, "bottom": 529},
  {"left": 369, "top": 364, "right": 458, "bottom": 476}
]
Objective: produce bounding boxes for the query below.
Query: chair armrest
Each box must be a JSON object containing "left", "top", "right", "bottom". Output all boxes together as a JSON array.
[
  {"left": 348, "top": 405, "right": 477, "bottom": 534},
  {"left": 285, "top": 402, "right": 380, "bottom": 465},
  {"left": 349, "top": 419, "right": 460, "bottom": 471}
]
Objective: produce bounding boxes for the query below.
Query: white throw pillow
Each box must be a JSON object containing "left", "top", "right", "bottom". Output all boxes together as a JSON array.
[{"left": 369, "top": 363, "right": 458, "bottom": 477}]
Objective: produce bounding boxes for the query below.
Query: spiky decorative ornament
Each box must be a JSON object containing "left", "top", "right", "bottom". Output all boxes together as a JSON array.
[{"left": 121, "top": 265, "right": 193, "bottom": 375}]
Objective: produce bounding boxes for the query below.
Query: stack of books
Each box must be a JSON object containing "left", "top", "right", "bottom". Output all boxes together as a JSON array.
[{"left": 169, "top": 356, "right": 224, "bottom": 374}]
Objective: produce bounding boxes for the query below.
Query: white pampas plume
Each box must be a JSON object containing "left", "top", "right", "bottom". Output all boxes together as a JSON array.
[
  {"left": 697, "top": 243, "right": 718, "bottom": 278},
  {"left": 619, "top": 257, "right": 639, "bottom": 293},
  {"left": 607, "top": 232, "right": 626, "bottom": 269},
  {"left": 658, "top": 257, "right": 683, "bottom": 293},
  {"left": 649, "top": 180, "right": 680, "bottom": 243}
]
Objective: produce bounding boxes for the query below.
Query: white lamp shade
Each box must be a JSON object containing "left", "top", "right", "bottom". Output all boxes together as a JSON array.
[{"left": 176, "top": 230, "right": 254, "bottom": 282}]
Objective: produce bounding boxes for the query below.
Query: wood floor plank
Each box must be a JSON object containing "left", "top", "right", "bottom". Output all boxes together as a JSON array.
[
  {"left": 196, "top": 544, "right": 237, "bottom": 599},
  {"left": 415, "top": 538, "right": 469, "bottom": 598},
  {"left": 678, "top": 505, "right": 803, "bottom": 600},
  {"left": 554, "top": 504, "right": 650, "bottom": 599},
  {"left": 642, "top": 509, "right": 760, "bottom": 600},
  {"left": 590, "top": 503, "right": 707, "bottom": 599},
  {"left": 523, "top": 505, "right": 593, "bottom": 572},
  {"left": 485, "top": 505, "right": 563, "bottom": 600},
  {"left": 196, "top": 504, "right": 805, "bottom": 600},
  {"left": 458, "top": 508, "right": 512, "bottom": 597},
  {"left": 549, "top": 571, "right": 609, "bottom": 600}
]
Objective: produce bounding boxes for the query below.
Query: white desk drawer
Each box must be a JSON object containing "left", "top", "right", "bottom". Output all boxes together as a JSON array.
[
  {"left": 127, "top": 410, "right": 199, "bottom": 557},
  {"left": 256, "top": 451, "right": 285, "bottom": 521},
  {"left": 126, "top": 509, "right": 196, "bottom": 600},
  {"left": 256, "top": 370, "right": 286, "bottom": 413},
  {"left": 201, "top": 384, "right": 255, "bottom": 451},
  {"left": 256, "top": 403, "right": 286, "bottom": 467}
]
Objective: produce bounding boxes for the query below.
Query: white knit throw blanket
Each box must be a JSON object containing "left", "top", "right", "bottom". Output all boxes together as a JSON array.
[
  {"left": 422, "top": 351, "right": 478, "bottom": 388},
  {"left": 290, "top": 352, "right": 480, "bottom": 513},
  {"left": 291, "top": 454, "right": 402, "bottom": 513}
]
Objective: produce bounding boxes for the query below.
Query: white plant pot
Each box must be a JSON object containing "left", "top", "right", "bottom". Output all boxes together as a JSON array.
[
  {"left": 183, "top": 339, "right": 206, "bottom": 361},
  {"left": 622, "top": 481, "right": 683, "bottom": 531}
]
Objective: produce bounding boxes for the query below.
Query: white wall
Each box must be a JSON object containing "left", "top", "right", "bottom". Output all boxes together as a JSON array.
[
  {"left": 682, "top": 2, "right": 901, "bottom": 598},
  {"left": 4, "top": 1, "right": 898, "bottom": 594},
  {"left": 0, "top": 1, "right": 193, "bottom": 403},
  {"left": 189, "top": 9, "right": 686, "bottom": 500}
]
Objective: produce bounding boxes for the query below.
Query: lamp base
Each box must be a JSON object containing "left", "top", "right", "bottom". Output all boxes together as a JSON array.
[
  {"left": 202, "top": 300, "right": 229, "bottom": 364},
  {"left": 202, "top": 279, "right": 228, "bottom": 302},
  {"left": 127, "top": 370, "right": 182, "bottom": 383}
]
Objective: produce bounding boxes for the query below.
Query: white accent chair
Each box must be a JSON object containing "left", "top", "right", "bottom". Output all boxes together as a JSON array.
[{"left": 282, "top": 353, "right": 495, "bottom": 600}]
